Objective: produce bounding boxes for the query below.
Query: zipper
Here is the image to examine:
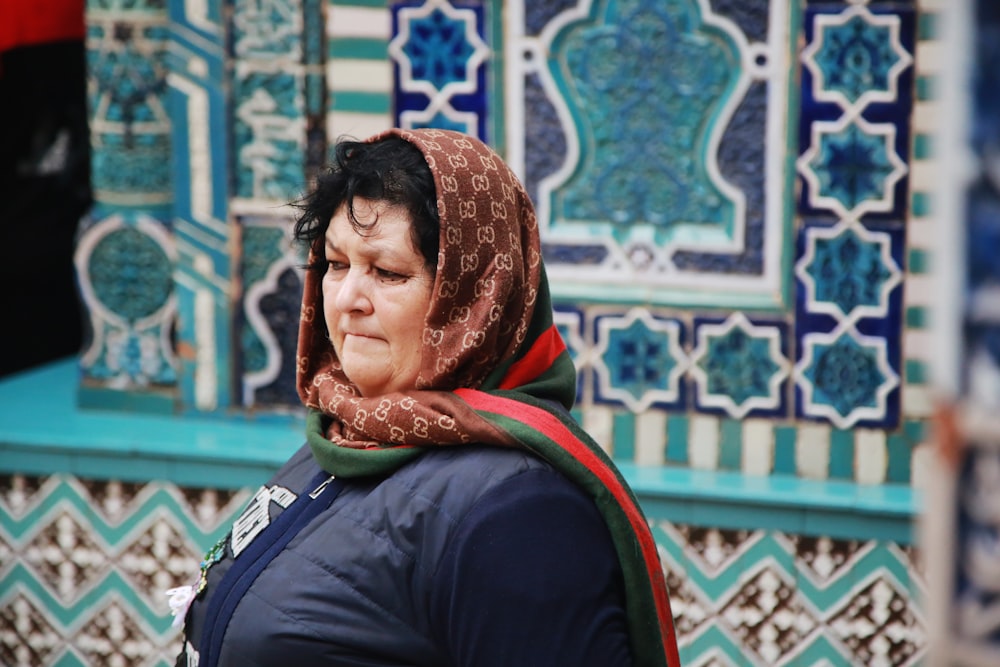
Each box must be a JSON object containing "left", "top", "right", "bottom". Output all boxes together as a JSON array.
[{"left": 309, "top": 474, "right": 337, "bottom": 499}]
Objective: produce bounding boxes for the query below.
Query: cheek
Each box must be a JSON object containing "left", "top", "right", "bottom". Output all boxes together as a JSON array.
[{"left": 321, "top": 282, "right": 340, "bottom": 337}]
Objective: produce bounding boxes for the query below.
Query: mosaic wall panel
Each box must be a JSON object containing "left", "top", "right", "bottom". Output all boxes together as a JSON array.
[
  {"left": 659, "top": 523, "right": 926, "bottom": 666},
  {"left": 167, "top": 0, "right": 235, "bottom": 413},
  {"left": 326, "top": 1, "right": 394, "bottom": 141},
  {"left": 0, "top": 474, "right": 251, "bottom": 667},
  {"left": 390, "top": 0, "right": 491, "bottom": 139},
  {"left": 71, "top": 0, "right": 939, "bottom": 483},
  {"left": 0, "top": 472, "right": 925, "bottom": 666},
  {"left": 238, "top": 216, "right": 304, "bottom": 408},
  {"left": 443, "top": 0, "right": 929, "bottom": 483},
  {"left": 516, "top": 0, "right": 796, "bottom": 311},
  {"left": 227, "top": 0, "right": 316, "bottom": 410},
  {"left": 75, "top": 1, "right": 178, "bottom": 409}
]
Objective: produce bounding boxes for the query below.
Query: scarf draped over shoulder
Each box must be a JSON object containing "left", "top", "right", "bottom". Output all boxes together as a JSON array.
[{"left": 295, "top": 128, "right": 680, "bottom": 667}]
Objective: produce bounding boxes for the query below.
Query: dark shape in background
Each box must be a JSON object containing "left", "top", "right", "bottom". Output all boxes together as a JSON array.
[{"left": 0, "top": 1, "right": 90, "bottom": 377}]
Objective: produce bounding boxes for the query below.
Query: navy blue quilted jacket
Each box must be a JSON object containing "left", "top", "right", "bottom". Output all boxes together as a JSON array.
[{"left": 177, "top": 443, "right": 632, "bottom": 666}]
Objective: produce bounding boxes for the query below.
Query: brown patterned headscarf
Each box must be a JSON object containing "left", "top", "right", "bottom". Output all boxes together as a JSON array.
[{"left": 295, "top": 128, "right": 543, "bottom": 448}]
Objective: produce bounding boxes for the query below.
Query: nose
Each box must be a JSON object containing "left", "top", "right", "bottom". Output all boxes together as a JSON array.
[{"left": 333, "top": 267, "right": 373, "bottom": 313}]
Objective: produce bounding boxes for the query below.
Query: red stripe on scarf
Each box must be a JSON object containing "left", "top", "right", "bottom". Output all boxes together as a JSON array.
[
  {"left": 454, "top": 388, "right": 680, "bottom": 667},
  {"left": 497, "top": 325, "right": 567, "bottom": 390}
]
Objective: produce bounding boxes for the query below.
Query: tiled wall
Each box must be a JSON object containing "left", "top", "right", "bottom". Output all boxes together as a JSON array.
[
  {"left": 0, "top": 472, "right": 925, "bottom": 666},
  {"left": 71, "top": 0, "right": 938, "bottom": 485}
]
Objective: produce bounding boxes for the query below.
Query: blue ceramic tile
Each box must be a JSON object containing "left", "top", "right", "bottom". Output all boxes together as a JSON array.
[
  {"left": 798, "top": 5, "right": 916, "bottom": 222},
  {"left": 691, "top": 315, "right": 791, "bottom": 419},
  {"left": 391, "top": 1, "right": 489, "bottom": 139},
  {"left": 592, "top": 310, "right": 688, "bottom": 411}
]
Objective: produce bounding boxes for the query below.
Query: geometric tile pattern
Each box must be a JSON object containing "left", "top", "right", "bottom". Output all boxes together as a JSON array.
[
  {"left": 592, "top": 309, "right": 688, "bottom": 412},
  {"left": 657, "top": 523, "right": 927, "bottom": 667},
  {"left": 798, "top": 116, "right": 908, "bottom": 218},
  {"left": 793, "top": 3, "right": 915, "bottom": 430},
  {"left": 72, "top": 0, "right": 937, "bottom": 481},
  {"left": 238, "top": 217, "right": 304, "bottom": 407},
  {"left": 557, "top": 303, "right": 926, "bottom": 483},
  {"left": 801, "top": 6, "right": 913, "bottom": 113},
  {"left": 74, "top": 215, "right": 178, "bottom": 392},
  {"left": 75, "top": 0, "right": 178, "bottom": 402},
  {"left": 0, "top": 472, "right": 924, "bottom": 666},
  {"left": 521, "top": 0, "right": 795, "bottom": 309},
  {"left": 227, "top": 0, "right": 312, "bottom": 409},
  {"left": 797, "top": 325, "right": 900, "bottom": 429},
  {"left": 325, "top": 1, "right": 394, "bottom": 140},
  {"left": 389, "top": 0, "right": 489, "bottom": 138},
  {"left": 166, "top": 0, "right": 236, "bottom": 413},
  {"left": 0, "top": 474, "right": 250, "bottom": 667},
  {"left": 232, "top": 0, "right": 307, "bottom": 202},
  {"left": 690, "top": 313, "right": 790, "bottom": 419}
]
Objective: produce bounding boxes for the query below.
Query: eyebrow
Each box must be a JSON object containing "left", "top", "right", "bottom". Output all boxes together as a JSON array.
[{"left": 323, "top": 233, "right": 422, "bottom": 267}]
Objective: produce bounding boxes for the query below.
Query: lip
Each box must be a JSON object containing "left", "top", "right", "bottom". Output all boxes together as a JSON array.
[{"left": 343, "top": 332, "right": 381, "bottom": 341}]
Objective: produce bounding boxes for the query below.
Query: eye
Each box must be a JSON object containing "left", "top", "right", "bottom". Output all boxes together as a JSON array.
[
  {"left": 325, "top": 259, "right": 348, "bottom": 273},
  {"left": 375, "top": 267, "right": 406, "bottom": 281}
]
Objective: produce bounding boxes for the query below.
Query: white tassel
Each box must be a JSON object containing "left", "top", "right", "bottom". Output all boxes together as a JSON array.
[{"left": 166, "top": 584, "right": 198, "bottom": 628}]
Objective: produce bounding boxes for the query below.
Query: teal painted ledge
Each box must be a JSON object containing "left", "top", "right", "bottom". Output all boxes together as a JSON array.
[
  {"left": 619, "top": 462, "right": 919, "bottom": 545},
  {"left": 0, "top": 358, "right": 303, "bottom": 488},
  {"left": 0, "top": 358, "right": 919, "bottom": 543}
]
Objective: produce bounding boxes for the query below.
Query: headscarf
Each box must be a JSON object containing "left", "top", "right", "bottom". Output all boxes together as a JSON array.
[{"left": 295, "top": 128, "right": 680, "bottom": 667}]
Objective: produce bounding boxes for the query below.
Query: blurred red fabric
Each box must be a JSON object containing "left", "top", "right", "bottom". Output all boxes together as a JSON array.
[{"left": 0, "top": 0, "right": 85, "bottom": 54}]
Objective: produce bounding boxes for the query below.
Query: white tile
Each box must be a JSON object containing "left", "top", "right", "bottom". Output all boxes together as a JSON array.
[
  {"left": 635, "top": 411, "right": 668, "bottom": 466},
  {"left": 327, "top": 112, "right": 392, "bottom": 143},
  {"left": 915, "top": 41, "right": 945, "bottom": 74},
  {"left": 904, "top": 328, "right": 935, "bottom": 362},
  {"left": 904, "top": 273, "right": 935, "bottom": 307},
  {"left": 902, "top": 383, "right": 935, "bottom": 418},
  {"left": 855, "top": 428, "right": 888, "bottom": 484},
  {"left": 741, "top": 419, "right": 774, "bottom": 476},
  {"left": 796, "top": 422, "right": 830, "bottom": 479},
  {"left": 910, "top": 441, "right": 934, "bottom": 492},
  {"left": 688, "top": 415, "right": 720, "bottom": 470},
  {"left": 328, "top": 59, "right": 392, "bottom": 92},
  {"left": 908, "top": 158, "right": 939, "bottom": 193},
  {"left": 906, "top": 217, "right": 936, "bottom": 249},
  {"left": 911, "top": 102, "right": 940, "bottom": 134},
  {"left": 582, "top": 404, "right": 614, "bottom": 456},
  {"left": 327, "top": 6, "right": 390, "bottom": 40}
]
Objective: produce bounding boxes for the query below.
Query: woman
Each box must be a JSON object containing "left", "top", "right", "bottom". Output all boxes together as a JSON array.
[{"left": 172, "top": 129, "right": 680, "bottom": 667}]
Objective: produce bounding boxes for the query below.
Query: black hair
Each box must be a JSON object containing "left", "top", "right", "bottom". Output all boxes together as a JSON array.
[{"left": 293, "top": 135, "right": 439, "bottom": 273}]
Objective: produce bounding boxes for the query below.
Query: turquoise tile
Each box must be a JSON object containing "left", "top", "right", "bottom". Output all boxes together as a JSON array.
[
  {"left": 908, "top": 247, "right": 929, "bottom": 274},
  {"left": 612, "top": 410, "right": 636, "bottom": 461},
  {"left": 774, "top": 425, "right": 797, "bottom": 475},
  {"left": 905, "top": 359, "right": 928, "bottom": 385},
  {"left": 718, "top": 419, "right": 743, "bottom": 471},
  {"left": 905, "top": 305, "right": 928, "bottom": 329},
  {"left": 828, "top": 429, "right": 855, "bottom": 480},
  {"left": 665, "top": 415, "right": 689, "bottom": 464},
  {"left": 918, "top": 12, "right": 940, "bottom": 41},
  {"left": 329, "top": 91, "right": 391, "bottom": 113},
  {"left": 912, "top": 133, "right": 934, "bottom": 160},
  {"left": 916, "top": 74, "right": 937, "bottom": 101},
  {"left": 886, "top": 432, "right": 913, "bottom": 484},
  {"left": 912, "top": 190, "right": 932, "bottom": 216},
  {"left": 329, "top": 37, "right": 389, "bottom": 60}
]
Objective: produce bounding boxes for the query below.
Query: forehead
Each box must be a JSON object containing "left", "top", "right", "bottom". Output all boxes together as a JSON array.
[{"left": 324, "top": 200, "right": 417, "bottom": 252}]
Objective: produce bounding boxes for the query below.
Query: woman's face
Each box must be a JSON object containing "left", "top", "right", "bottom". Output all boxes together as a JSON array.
[{"left": 322, "top": 198, "right": 435, "bottom": 397}]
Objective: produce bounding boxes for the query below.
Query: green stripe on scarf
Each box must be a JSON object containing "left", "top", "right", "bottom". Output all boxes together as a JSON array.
[{"left": 454, "top": 389, "right": 678, "bottom": 667}]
